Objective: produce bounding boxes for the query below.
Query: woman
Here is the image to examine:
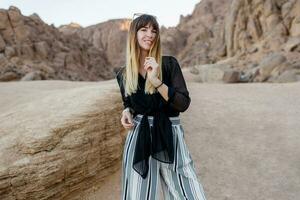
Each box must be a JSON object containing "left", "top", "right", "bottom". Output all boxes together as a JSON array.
[{"left": 116, "top": 13, "right": 207, "bottom": 200}]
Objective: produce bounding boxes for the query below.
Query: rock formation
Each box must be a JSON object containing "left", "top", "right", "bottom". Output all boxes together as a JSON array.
[
  {"left": 60, "top": 0, "right": 300, "bottom": 83},
  {"left": 173, "top": 0, "right": 300, "bottom": 83},
  {"left": 0, "top": 80, "right": 126, "bottom": 199},
  {"left": 59, "top": 19, "right": 131, "bottom": 69},
  {"left": 0, "top": 6, "right": 112, "bottom": 82},
  {"left": 2, "top": 1, "right": 300, "bottom": 83}
]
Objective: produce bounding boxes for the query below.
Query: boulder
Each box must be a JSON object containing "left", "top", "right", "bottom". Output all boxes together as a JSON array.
[
  {"left": 253, "top": 53, "right": 287, "bottom": 82},
  {"left": 0, "top": 80, "right": 126, "bottom": 199}
]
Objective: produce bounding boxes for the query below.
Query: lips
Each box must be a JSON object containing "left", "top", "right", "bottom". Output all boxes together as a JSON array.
[{"left": 144, "top": 40, "right": 152, "bottom": 45}]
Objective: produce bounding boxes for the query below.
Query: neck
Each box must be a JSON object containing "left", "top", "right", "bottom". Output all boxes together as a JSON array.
[{"left": 139, "top": 50, "right": 149, "bottom": 70}]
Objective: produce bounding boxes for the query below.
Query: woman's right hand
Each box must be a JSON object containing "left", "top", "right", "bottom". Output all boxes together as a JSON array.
[{"left": 121, "top": 110, "right": 134, "bottom": 130}]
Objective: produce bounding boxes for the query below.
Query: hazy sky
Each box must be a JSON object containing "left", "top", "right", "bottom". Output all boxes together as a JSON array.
[{"left": 0, "top": 0, "right": 201, "bottom": 28}]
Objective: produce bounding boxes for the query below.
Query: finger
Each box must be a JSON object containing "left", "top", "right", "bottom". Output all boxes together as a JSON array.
[
  {"left": 127, "top": 116, "right": 133, "bottom": 124},
  {"left": 146, "top": 57, "right": 154, "bottom": 61},
  {"left": 124, "top": 124, "right": 134, "bottom": 129},
  {"left": 144, "top": 58, "right": 154, "bottom": 64},
  {"left": 145, "top": 61, "right": 153, "bottom": 67},
  {"left": 144, "top": 64, "right": 148, "bottom": 70},
  {"left": 121, "top": 118, "right": 130, "bottom": 126},
  {"left": 126, "top": 114, "right": 132, "bottom": 124},
  {"left": 145, "top": 67, "right": 152, "bottom": 73},
  {"left": 123, "top": 124, "right": 133, "bottom": 129},
  {"left": 144, "top": 60, "right": 150, "bottom": 66},
  {"left": 146, "top": 57, "right": 154, "bottom": 63},
  {"left": 125, "top": 117, "right": 133, "bottom": 125},
  {"left": 144, "top": 65, "right": 151, "bottom": 71},
  {"left": 121, "top": 118, "right": 125, "bottom": 125},
  {"left": 123, "top": 120, "right": 131, "bottom": 125},
  {"left": 125, "top": 123, "right": 134, "bottom": 128}
]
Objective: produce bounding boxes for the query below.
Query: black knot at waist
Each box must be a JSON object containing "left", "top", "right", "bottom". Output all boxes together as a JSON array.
[{"left": 132, "top": 112, "right": 180, "bottom": 179}]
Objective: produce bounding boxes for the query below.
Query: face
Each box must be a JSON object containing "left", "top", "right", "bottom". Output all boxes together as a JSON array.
[{"left": 137, "top": 23, "right": 157, "bottom": 52}]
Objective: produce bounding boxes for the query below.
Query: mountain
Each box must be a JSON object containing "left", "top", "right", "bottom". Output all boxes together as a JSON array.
[
  {"left": 59, "top": 19, "right": 131, "bottom": 69},
  {"left": 0, "top": 6, "right": 112, "bottom": 81},
  {"left": 1, "top": 0, "right": 300, "bottom": 83}
]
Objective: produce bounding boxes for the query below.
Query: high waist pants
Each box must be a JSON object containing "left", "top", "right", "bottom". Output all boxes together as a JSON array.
[{"left": 121, "top": 114, "right": 207, "bottom": 200}]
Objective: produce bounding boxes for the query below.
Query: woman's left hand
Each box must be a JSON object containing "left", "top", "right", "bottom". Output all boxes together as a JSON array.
[{"left": 144, "top": 57, "right": 159, "bottom": 83}]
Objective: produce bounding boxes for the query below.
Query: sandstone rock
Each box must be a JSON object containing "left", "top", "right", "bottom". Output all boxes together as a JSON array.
[
  {"left": 223, "top": 70, "right": 241, "bottom": 83},
  {"left": 158, "top": 0, "right": 299, "bottom": 71},
  {"left": 172, "top": 0, "right": 300, "bottom": 83},
  {"left": 73, "top": 19, "right": 130, "bottom": 68},
  {"left": 269, "top": 61, "right": 291, "bottom": 77},
  {"left": 0, "top": 71, "right": 20, "bottom": 81},
  {"left": 4, "top": 46, "right": 15, "bottom": 58},
  {"left": 242, "top": 65, "right": 260, "bottom": 82},
  {"left": 20, "top": 71, "right": 43, "bottom": 81},
  {"left": 7, "top": 6, "right": 23, "bottom": 27},
  {"left": 0, "top": 80, "right": 126, "bottom": 199},
  {"left": 270, "top": 69, "right": 300, "bottom": 82},
  {"left": 20, "top": 44, "right": 34, "bottom": 58},
  {"left": 14, "top": 24, "right": 31, "bottom": 43},
  {"left": 53, "top": 52, "right": 67, "bottom": 68},
  {"left": 189, "top": 66, "right": 200, "bottom": 75},
  {"left": 0, "top": 54, "right": 8, "bottom": 67},
  {"left": 283, "top": 36, "right": 300, "bottom": 52},
  {"left": 31, "top": 63, "right": 55, "bottom": 75},
  {"left": 34, "top": 41, "right": 50, "bottom": 59},
  {"left": 253, "top": 53, "right": 287, "bottom": 82},
  {"left": 0, "top": 6, "right": 112, "bottom": 82},
  {"left": 0, "top": 35, "right": 5, "bottom": 52},
  {"left": 291, "top": 61, "right": 300, "bottom": 70},
  {"left": 195, "top": 63, "right": 232, "bottom": 83},
  {"left": 0, "top": 9, "right": 9, "bottom": 29},
  {"left": 290, "top": 15, "right": 300, "bottom": 36},
  {"left": 1, "top": 1, "right": 300, "bottom": 83},
  {"left": 58, "top": 22, "right": 82, "bottom": 36},
  {"left": 164, "top": 0, "right": 230, "bottom": 66}
]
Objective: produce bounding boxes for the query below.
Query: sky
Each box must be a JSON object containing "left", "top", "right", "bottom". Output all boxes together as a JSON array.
[{"left": 0, "top": 0, "right": 201, "bottom": 28}]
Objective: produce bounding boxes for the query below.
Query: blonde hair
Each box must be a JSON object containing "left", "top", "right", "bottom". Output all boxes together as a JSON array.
[{"left": 123, "top": 14, "right": 163, "bottom": 96}]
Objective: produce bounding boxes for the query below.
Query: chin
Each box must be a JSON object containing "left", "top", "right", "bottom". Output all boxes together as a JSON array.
[{"left": 141, "top": 47, "right": 151, "bottom": 51}]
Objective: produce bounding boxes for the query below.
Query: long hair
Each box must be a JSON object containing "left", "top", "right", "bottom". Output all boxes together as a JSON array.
[{"left": 123, "top": 14, "right": 163, "bottom": 96}]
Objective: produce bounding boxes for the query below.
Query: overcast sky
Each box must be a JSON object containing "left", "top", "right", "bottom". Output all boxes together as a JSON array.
[{"left": 0, "top": 0, "right": 201, "bottom": 28}]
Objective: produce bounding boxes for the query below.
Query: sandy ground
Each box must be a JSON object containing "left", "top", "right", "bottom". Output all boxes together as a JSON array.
[{"left": 81, "top": 80, "right": 300, "bottom": 200}]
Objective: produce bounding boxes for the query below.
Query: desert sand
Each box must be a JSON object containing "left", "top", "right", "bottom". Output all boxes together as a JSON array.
[{"left": 81, "top": 79, "right": 300, "bottom": 200}]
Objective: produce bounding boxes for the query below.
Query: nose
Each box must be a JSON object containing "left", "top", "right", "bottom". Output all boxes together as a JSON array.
[{"left": 146, "top": 30, "right": 154, "bottom": 38}]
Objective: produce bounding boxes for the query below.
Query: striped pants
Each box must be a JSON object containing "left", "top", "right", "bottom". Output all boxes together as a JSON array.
[{"left": 121, "top": 114, "right": 207, "bottom": 200}]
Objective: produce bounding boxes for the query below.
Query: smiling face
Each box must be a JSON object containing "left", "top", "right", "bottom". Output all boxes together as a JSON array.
[{"left": 137, "top": 23, "right": 157, "bottom": 52}]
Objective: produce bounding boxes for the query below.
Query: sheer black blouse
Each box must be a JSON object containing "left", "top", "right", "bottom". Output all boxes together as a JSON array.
[{"left": 115, "top": 55, "right": 191, "bottom": 179}]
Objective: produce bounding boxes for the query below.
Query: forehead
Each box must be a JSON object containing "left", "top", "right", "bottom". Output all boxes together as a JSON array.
[{"left": 142, "top": 23, "right": 156, "bottom": 30}]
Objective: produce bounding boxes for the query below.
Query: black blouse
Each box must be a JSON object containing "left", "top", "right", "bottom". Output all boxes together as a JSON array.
[{"left": 115, "top": 55, "right": 191, "bottom": 179}]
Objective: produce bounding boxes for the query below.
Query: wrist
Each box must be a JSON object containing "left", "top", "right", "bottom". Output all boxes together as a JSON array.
[
  {"left": 122, "top": 107, "right": 131, "bottom": 115},
  {"left": 150, "top": 78, "right": 162, "bottom": 87},
  {"left": 155, "top": 81, "right": 163, "bottom": 89}
]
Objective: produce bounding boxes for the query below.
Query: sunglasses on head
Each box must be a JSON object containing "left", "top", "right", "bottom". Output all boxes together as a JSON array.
[{"left": 132, "top": 13, "right": 157, "bottom": 20}]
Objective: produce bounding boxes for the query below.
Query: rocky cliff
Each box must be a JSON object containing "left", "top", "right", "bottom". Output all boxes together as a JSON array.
[
  {"left": 0, "top": 6, "right": 112, "bottom": 82},
  {"left": 0, "top": 80, "right": 125, "bottom": 199},
  {"left": 60, "top": 19, "right": 131, "bottom": 69},
  {"left": 169, "top": 0, "right": 300, "bottom": 83},
  {"left": 2, "top": 1, "right": 300, "bottom": 83}
]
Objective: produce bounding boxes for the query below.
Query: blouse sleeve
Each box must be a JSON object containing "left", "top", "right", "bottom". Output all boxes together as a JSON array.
[
  {"left": 162, "top": 56, "right": 191, "bottom": 112},
  {"left": 115, "top": 67, "right": 132, "bottom": 110}
]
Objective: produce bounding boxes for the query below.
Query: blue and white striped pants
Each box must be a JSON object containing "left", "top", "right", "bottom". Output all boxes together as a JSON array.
[{"left": 121, "top": 114, "right": 207, "bottom": 200}]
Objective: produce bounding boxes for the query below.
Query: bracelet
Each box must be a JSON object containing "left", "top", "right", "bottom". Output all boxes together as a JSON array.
[{"left": 155, "top": 81, "right": 163, "bottom": 89}]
